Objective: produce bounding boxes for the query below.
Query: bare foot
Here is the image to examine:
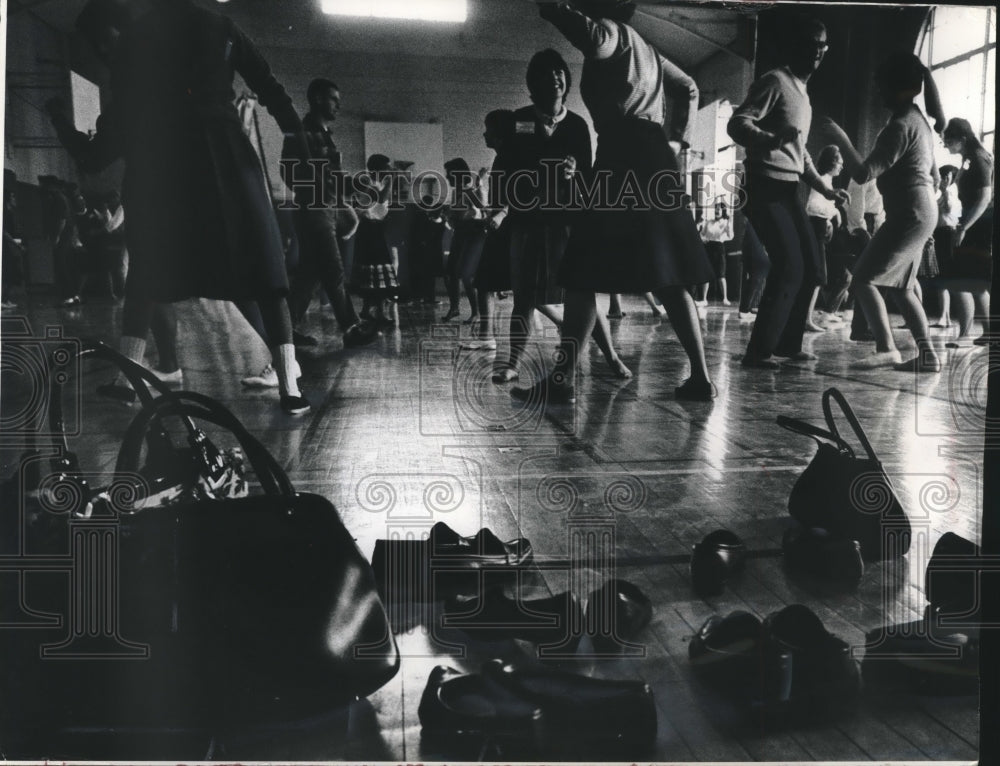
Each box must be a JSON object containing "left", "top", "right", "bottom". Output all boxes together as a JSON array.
[{"left": 606, "top": 356, "right": 633, "bottom": 379}]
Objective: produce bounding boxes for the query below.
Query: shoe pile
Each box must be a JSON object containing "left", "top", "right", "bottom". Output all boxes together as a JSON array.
[
  {"left": 441, "top": 578, "right": 652, "bottom": 655},
  {"left": 689, "top": 604, "right": 862, "bottom": 723},
  {"left": 419, "top": 659, "right": 656, "bottom": 759},
  {"left": 782, "top": 525, "right": 865, "bottom": 588},
  {"left": 861, "top": 532, "right": 981, "bottom": 696}
]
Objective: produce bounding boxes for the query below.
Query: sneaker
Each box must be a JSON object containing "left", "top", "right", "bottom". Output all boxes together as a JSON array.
[
  {"left": 738, "top": 311, "right": 756, "bottom": 323},
  {"left": 241, "top": 360, "right": 302, "bottom": 388},
  {"left": 280, "top": 393, "right": 311, "bottom": 415},
  {"left": 849, "top": 349, "right": 902, "bottom": 370},
  {"left": 151, "top": 368, "right": 184, "bottom": 385}
]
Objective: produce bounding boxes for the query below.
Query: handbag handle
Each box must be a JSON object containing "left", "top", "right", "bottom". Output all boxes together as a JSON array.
[
  {"left": 775, "top": 414, "right": 854, "bottom": 456},
  {"left": 115, "top": 390, "right": 295, "bottom": 499},
  {"left": 822, "top": 387, "right": 880, "bottom": 463},
  {"left": 47, "top": 340, "right": 193, "bottom": 470}
]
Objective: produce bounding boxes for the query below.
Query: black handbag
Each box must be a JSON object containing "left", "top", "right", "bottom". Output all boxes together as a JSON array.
[
  {"left": 777, "top": 388, "right": 911, "bottom": 562},
  {"left": 3, "top": 342, "right": 399, "bottom": 736}
]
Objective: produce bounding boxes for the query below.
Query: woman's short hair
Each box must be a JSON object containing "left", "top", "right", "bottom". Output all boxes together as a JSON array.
[
  {"left": 575, "top": 0, "right": 636, "bottom": 23},
  {"left": 444, "top": 158, "right": 471, "bottom": 176},
  {"left": 526, "top": 48, "right": 572, "bottom": 100},
  {"left": 816, "top": 145, "right": 843, "bottom": 175},
  {"left": 876, "top": 52, "right": 925, "bottom": 95},
  {"left": 943, "top": 117, "right": 977, "bottom": 147}
]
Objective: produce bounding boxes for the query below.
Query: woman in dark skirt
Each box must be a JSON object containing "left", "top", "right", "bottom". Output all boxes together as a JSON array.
[
  {"left": 516, "top": 0, "right": 715, "bottom": 402},
  {"left": 48, "top": 0, "right": 310, "bottom": 414},
  {"left": 352, "top": 154, "right": 400, "bottom": 327}
]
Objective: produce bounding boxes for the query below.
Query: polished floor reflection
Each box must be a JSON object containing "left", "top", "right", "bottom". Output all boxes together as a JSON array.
[{"left": 0, "top": 291, "right": 984, "bottom": 761}]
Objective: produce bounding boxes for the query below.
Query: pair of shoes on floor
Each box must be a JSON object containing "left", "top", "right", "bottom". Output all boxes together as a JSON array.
[
  {"left": 737, "top": 311, "right": 756, "bottom": 323},
  {"left": 241, "top": 360, "right": 302, "bottom": 388},
  {"left": 689, "top": 604, "right": 861, "bottom": 718},
  {"left": 690, "top": 529, "right": 746, "bottom": 596},
  {"left": 343, "top": 320, "right": 379, "bottom": 347},
  {"left": 419, "top": 660, "right": 656, "bottom": 756},
  {"left": 861, "top": 619, "right": 978, "bottom": 695},
  {"left": 371, "top": 522, "right": 534, "bottom": 602},
  {"left": 443, "top": 579, "right": 652, "bottom": 653},
  {"left": 782, "top": 524, "right": 864, "bottom": 587},
  {"left": 849, "top": 349, "right": 902, "bottom": 369},
  {"left": 510, "top": 374, "right": 575, "bottom": 405},
  {"left": 676, "top": 377, "right": 717, "bottom": 401}
]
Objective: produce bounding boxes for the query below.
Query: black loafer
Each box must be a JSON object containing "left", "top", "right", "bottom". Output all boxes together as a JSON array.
[
  {"left": 585, "top": 579, "right": 652, "bottom": 652},
  {"left": 482, "top": 659, "right": 656, "bottom": 754},
  {"left": 430, "top": 522, "right": 533, "bottom": 567},
  {"left": 690, "top": 529, "right": 746, "bottom": 597},
  {"left": 443, "top": 589, "right": 582, "bottom": 650},
  {"left": 782, "top": 525, "right": 864, "bottom": 587},
  {"left": 343, "top": 321, "right": 379, "bottom": 347},
  {"left": 762, "top": 604, "right": 861, "bottom": 716},
  {"left": 418, "top": 665, "right": 544, "bottom": 742},
  {"left": 862, "top": 620, "right": 978, "bottom": 695}
]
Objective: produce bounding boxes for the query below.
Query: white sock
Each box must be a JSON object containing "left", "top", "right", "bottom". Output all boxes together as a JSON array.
[
  {"left": 117, "top": 335, "right": 146, "bottom": 383},
  {"left": 273, "top": 344, "right": 300, "bottom": 397}
]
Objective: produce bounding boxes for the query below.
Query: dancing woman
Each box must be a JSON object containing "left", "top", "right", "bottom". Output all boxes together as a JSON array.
[
  {"left": 823, "top": 52, "right": 945, "bottom": 371},
  {"left": 517, "top": 0, "right": 716, "bottom": 403}
]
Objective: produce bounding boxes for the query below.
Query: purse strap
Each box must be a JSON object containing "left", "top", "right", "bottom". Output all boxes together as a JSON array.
[
  {"left": 822, "top": 387, "right": 880, "bottom": 462},
  {"left": 775, "top": 414, "right": 853, "bottom": 455},
  {"left": 115, "top": 390, "right": 295, "bottom": 499}
]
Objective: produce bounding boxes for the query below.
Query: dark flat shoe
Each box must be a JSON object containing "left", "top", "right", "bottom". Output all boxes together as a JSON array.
[
  {"left": 689, "top": 610, "right": 763, "bottom": 679},
  {"left": 690, "top": 529, "right": 746, "bottom": 597},
  {"left": 430, "top": 522, "right": 533, "bottom": 566},
  {"left": 585, "top": 579, "right": 652, "bottom": 652},
  {"left": 418, "top": 665, "right": 544, "bottom": 741},
  {"left": 292, "top": 331, "right": 318, "bottom": 347},
  {"left": 762, "top": 604, "right": 861, "bottom": 715},
  {"left": 482, "top": 659, "right": 656, "bottom": 753},
  {"left": 443, "top": 589, "right": 582, "bottom": 649},
  {"left": 343, "top": 321, "right": 379, "bottom": 347},
  {"left": 782, "top": 525, "right": 864, "bottom": 587}
]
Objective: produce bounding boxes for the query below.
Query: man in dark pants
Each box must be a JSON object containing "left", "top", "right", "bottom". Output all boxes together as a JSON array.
[
  {"left": 281, "top": 78, "right": 377, "bottom": 348},
  {"left": 728, "top": 16, "right": 849, "bottom": 368}
]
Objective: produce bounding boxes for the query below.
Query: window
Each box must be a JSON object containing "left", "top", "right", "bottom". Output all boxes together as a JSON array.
[{"left": 919, "top": 6, "right": 996, "bottom": 156}]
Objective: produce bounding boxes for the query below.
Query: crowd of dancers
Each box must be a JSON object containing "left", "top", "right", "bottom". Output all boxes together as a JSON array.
[{"left": 26, "top": 0, "right": 994, "bottom": 416}]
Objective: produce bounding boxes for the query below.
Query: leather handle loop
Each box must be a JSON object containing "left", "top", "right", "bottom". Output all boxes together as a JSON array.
[
  {"left": 776, "top": 414, "right": 855, "bottom": 456},
  {"left": 822, "top": 387, "right": 879, "bottom": 462},
  {"left": 116, "top": 391, "right": 294, "bottom": 499}
]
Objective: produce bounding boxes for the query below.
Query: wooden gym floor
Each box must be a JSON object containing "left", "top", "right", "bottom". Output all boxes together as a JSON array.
[{"left": 0, "top": 290, "right": 983, "bottom": 762}]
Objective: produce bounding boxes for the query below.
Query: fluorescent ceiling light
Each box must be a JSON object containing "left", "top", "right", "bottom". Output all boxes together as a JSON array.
[{"left": 321, "top": 0, "right": 467, "bottom": 22}]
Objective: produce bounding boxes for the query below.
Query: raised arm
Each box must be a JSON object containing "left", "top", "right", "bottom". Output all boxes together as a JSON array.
[
  {"left": 46, "top": 98, "right": 124, "bottom": 174},
  {"left": 659, "top": 53, "right": 698, "bottom": 147},
  {"left": 228, "top": 19, "right": 309, "bottom": 160},
  {"left": 538, "top": 2, "right": 620, "bottom": 60}
]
